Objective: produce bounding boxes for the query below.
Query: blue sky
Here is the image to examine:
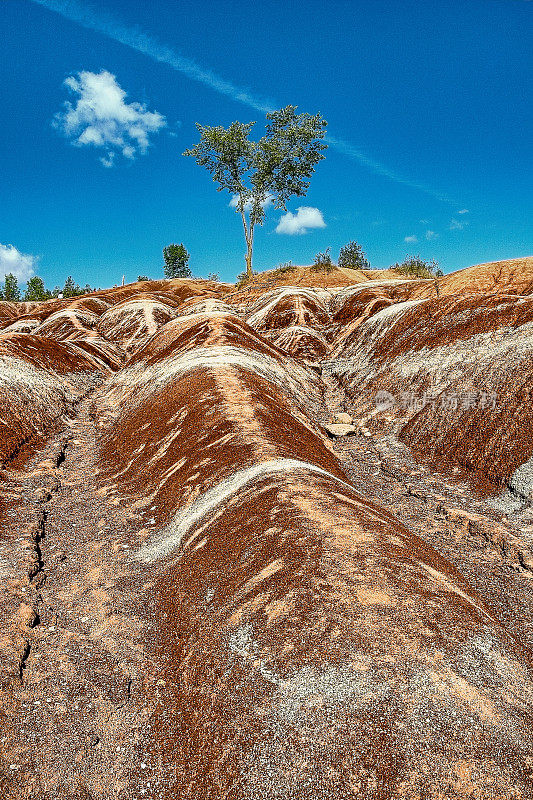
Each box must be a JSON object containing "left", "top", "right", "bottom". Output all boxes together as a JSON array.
[{"left": 1, "top": 0, "right": 531, "bottom": 287}]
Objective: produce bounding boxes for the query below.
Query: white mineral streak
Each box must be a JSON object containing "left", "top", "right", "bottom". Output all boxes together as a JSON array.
[
  {"left": 97, "top": 299, "right": 176, "bottom": 351},
  {"left": 273, "top": 325, "right": 329, "bottom": 344},
  {"left": 35, "top": 309, "right": 98, "bottom": 335},
  {"left": 134, "top": 458, "right": 355, "bottom": 563},
  {"left": 3, "top": 319, "right": 39, "bottom": 334},
  {"left": 175, "top": 300, "right": 235, "bottom": 317},
  {"left": 393, "top": 321, "right": 533, "bottom": 381},
  {"left": 246, "top": 288, "right": 328, "bottom": 329},
  {"left": 329, "top": 279, "right": 419, "bottom": 315},
  {"left": 330, "top": 299, "right": 428, "bottom": 370},
  {"left": 0, "top": 356, "right": 60, "bottom": 395},
  {"left": 102, "top": 345, "right": 318, "bottom": 409}
]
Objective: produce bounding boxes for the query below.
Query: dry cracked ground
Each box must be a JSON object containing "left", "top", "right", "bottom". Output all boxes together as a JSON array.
[{"left": 1, "top": 258, "right": 533, "bottom": 799}]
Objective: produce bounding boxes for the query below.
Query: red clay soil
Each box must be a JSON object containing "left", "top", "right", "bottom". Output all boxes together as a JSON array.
[
  {"left": 126, "top": 313, "right": 304, "bottom": 368},
  {"left": 93, "top": 299, "right": 533, "bottom": 798},
  {"left": 436, "top": 256, "right": 533, "bottom": 296},
  {"left": 1, "top": 267, "right": 533, "bottom": 798},
  {"left": 226, "top": 267, "right": 372, "bottom": 304},
  {"left": 0, "top": 304, "right": 19, "bottom": 327},
  {"left": 34, "top": 309, "right": 99, "bottom": 341},
  {"left": 96, "top": 299, "right": 177, "bottom": 355},
  {"left": 0, "top": 333, "right": 112, "bottom": 465},
  {"left": 328, "top": 289, "right": 533, "bottom": 493}
]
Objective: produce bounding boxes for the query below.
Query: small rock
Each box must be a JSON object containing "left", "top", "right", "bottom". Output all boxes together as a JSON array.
[
  {"left": 34, "top": 488, "right": 52, "bottom": 503},
  {"left": 332, "top": 412, "right": 353, "bottom": 425},
  {"left": 324, "top": 423, "right": 358, "bottom": 438}
]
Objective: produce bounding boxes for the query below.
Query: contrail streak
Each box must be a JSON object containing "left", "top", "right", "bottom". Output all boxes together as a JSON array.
[
  {"left": 31, "top": 0, "right": 275, "bottom": 113},
  {"left": 30, "top": 0, "right": 452, "bottom": 201}
]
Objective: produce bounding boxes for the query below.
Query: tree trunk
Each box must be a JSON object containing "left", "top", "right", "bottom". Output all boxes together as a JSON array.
[
  {"left": 245, "top": 246, "right": 253, "bottom": 277},
  {"left": 240, "top": 206, "right": 254, "bottom": 277}
]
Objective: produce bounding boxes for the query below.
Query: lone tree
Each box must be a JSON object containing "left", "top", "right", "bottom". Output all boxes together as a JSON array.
[
  {"left": 1, "top": 273, "right": 21, "bottom": 302},
  {"left": 163, "top": 243, "right": 191, "bottom": 278},
  {"left": 338, "top": 240, "right": 369, "bottom": 270},
  {"left": 184, "top": 105, "right": 328, "bottom": 277}
]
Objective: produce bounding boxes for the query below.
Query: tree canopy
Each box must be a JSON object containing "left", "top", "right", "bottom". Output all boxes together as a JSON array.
[
  {"left": 24, "top": 276, "right": 50, "bottom": 301},
  {"left": 183, "top": 105, "right": 328, "bottom": 276},
  {"left": 338, "top": 240, "right": 369, "bottom": 270},
  {"left": 0, "top": 274, "right": 21, "bottom": 302},
  {"left": 163, "top": 244, "right": 192, "bottom": 278}
]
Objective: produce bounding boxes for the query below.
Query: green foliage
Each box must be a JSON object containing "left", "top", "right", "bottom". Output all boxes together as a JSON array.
[
  {"left": 235, "top": 270, "right": 254, "bottom": 289},
  {"left": 137, "top": 275, "right": 150, "bottom": 282},
  {"left": 338, "top": 240, "right": 369, "bottom": 270},
  {"left": 206, "top": 272, "right": 219, "bottom": 282},
  {"left": 393, "top": 255, "right": 439, "bottom": 279},
  {"left": 184, "top": 105, "right": 328, "bottom": 275},
  {"left": 62, "top": 276, "right": 86, "bottom": 297},
  {"left": 311, "top": 247, "right": 335, "bottom": 272},
  {"left": 1, "top": 273, "right": 21, "bottom": 302},
  {"left": 24, "top": 276, "right": 50, "bottom": 301},
  {"left": 163, "top": 243, "right": 192, "bottom": 278},
  {"left": 435, "top": 268, "right": 444, "bottom": 278},
  {"left": 271, "top": 261, "right": 296, "bottom": 278}
]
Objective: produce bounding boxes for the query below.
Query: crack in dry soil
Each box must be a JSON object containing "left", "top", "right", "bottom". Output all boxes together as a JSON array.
[
  {"left": 1, "top": 372, "right": 533, "bottom": 798},
  {"left": 0, "top": 395, "right": 165, "bottom": 799}
]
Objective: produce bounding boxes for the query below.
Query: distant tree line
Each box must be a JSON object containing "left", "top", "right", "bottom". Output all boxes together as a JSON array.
[{"left": 0, "top": 274, "right": 95, "bottom": 302}]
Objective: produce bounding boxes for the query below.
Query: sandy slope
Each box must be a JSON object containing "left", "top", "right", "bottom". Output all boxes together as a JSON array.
[{"left": 1, "top": 260, "right": 533, "bottom": 798}]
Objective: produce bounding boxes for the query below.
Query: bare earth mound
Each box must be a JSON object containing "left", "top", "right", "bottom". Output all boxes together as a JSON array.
[{"left": 0, "top": 262, "right": 532, "bottom": 799}]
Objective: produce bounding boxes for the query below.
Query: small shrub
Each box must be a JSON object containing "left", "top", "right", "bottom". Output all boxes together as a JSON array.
[
  {"left": 235, "top": 270, "right": 254, "bottom": 288},
  {"left": 207, "top": 272, "right": 219, "bottom": 282},
  {"left": 393, "top": 255, "right": 439, "bottom": 279},
  {"left": 271, "top": 261, "right": 296, "bottom": 278},
  {"left": 311, "top": 247, "right": 335, "bottom": 273},
  {"left": 137, "top": 275, "right": 149, "bottom": 282}
]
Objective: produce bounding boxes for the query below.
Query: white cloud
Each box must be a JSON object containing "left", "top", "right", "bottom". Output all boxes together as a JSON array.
[
  {"left": 425, "top": 230, "right": 439, "bottom": 240},
  {"left": 404, "top": 235, "right": 418, "bottom": 244},
  {"left": 53, "top": 70, "right": 166, "bottom": 166},
  {"left": 449, "top": 218, "right": 469, "bottom": 231},
  {"left": 229, "top": 194, "right": 274, "bottom": 212},
  {"left": 0, "top": 244, "right": 37, "bottom": 283},
  {"left": 31, "top": 0, "right": 454, "bottom": 203},
  {"left": 458, "top": 208, "right": 469, "bottom": 214},
  {"left": 275, "top": 207, "right": 326, "bottom": 235}
]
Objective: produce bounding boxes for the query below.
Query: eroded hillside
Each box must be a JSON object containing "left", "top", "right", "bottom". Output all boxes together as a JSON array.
[{"left": 1, "top": 260, "right": 533, "bottom": 799}]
